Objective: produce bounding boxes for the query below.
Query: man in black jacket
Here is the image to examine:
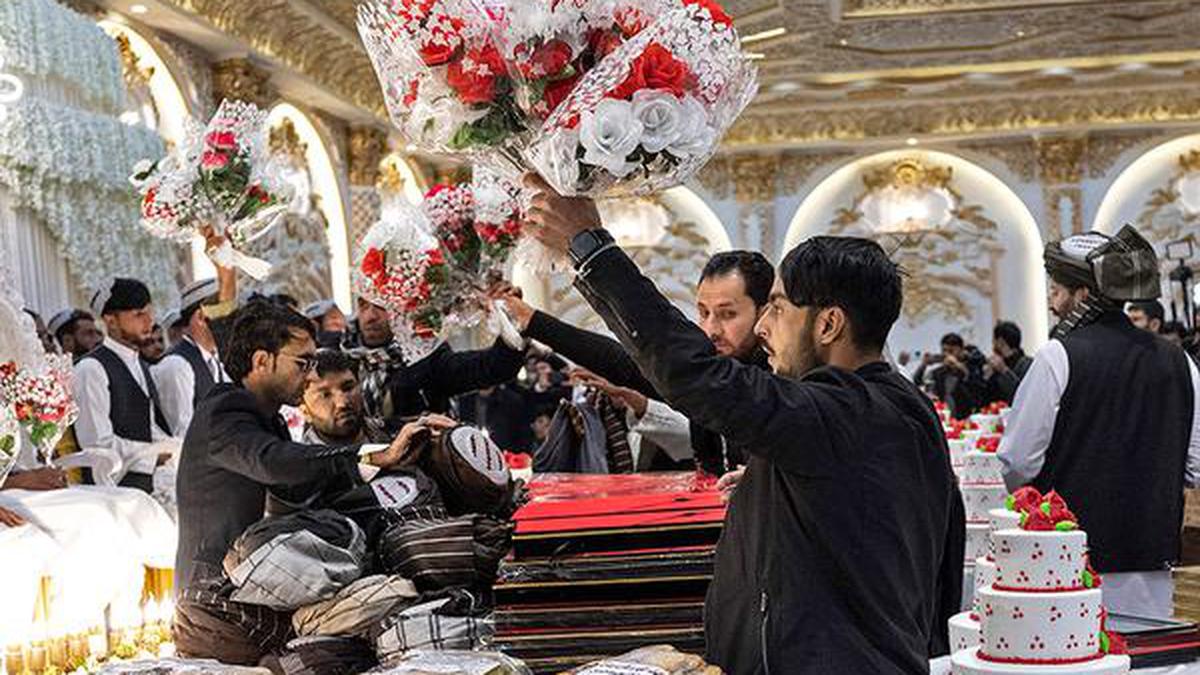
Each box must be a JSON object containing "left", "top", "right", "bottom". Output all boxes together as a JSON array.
[
  {"left": 343, "top": 296, "right": 526, "bottom": 435},
  {"left": 523, "top": 175, "right": 963, "bottom": 674},
  {"left": 501, "top": 250, "right": 774, "bottom": 476},
  {"left": 173, "top": 300, "right": 443, "bottom": 666}
]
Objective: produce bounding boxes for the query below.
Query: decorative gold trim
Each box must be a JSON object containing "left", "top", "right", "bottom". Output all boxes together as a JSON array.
[
  {"left": 211, "top": 57, "right": 273, "bottom": 109},
  {"left": 269, "top": 118, "right": 308, "bottom": 164}
]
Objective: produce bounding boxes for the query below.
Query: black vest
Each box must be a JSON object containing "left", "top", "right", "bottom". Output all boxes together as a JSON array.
[
  {"left": 82, "top": 344, "right": 172, "bottom": 443},
  {"left": 168, "top": 338, "right": 217, "bottom": 407},
  {"left": 1034, "top": 312, "right": 1193, "bottom": 573}
]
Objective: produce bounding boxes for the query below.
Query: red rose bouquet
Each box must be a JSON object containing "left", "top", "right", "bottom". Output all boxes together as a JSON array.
[
  {"left": 355, "top": 175, "right": 522, "bottom": 361},
  {"left": 520, "top": 0, "right": 757, "bottom": 196},
  {"left": 131, "top": 99, "right": 292, "bottom": 279},
  {"left": 358, "top": 0, "right": 528, "bottom": 158}
]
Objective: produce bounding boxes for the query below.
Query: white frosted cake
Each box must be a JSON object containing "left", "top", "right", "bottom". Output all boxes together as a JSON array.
[
  {"left": 951, "top": 490, "right": 1130, "bottom": 674},
  {"left": 949, "top": 506, "right": 1022, "bottom": 652}
]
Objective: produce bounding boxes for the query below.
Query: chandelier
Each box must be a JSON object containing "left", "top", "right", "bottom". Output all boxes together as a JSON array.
[
  {"left": 858, "top": 159, "right": 957, "bottom": 246},
  {"left": 1174, "top": 150, "right": 1200, "bottom": 216},
  {"left": 598, "top": 197, "right": 669, "bottom": 248}
]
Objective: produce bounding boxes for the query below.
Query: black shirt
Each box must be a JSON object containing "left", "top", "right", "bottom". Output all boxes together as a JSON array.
[
  {"left": 174, "top": 384, "right": 364, "bottom": 591},
  {"left": 573, "top": 246, "right": 963, "bottom": 674}
]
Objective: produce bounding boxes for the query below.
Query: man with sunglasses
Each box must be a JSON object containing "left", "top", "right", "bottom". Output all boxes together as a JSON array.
[{"left": 173, "top": 299, "right": 449, "bottom": 667}]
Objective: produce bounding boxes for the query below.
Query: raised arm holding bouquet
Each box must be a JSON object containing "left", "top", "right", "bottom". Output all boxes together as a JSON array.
[
  {"left": 356, "top": 173, "right": 524, "bottom": 361},
  {"left": 130, "top": 99, "right": 293, "bottom": 280}
]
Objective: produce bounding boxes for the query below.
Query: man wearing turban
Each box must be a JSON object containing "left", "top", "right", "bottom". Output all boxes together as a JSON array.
[{"left": 999, "top": 225, "right": 1200, "bottom": 618}]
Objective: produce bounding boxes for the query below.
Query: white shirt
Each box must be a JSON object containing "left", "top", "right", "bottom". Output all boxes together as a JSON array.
[
  {"left": 627, "top": 398, "right": 694, "bottom": 465},
  {"left": 74, "top": 336, "right": 179, "bottom": 481},
  {"left": 152, "top": 336, "right": 227, "bottom": 438}
]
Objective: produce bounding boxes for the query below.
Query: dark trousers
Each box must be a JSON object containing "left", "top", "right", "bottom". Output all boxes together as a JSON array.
[{"left": 174, "top": 587, "right": 293, "bottom": 668}]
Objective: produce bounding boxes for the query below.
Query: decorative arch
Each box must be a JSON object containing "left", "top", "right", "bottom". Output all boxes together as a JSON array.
[
  {"left": 784, "top": 149, "right": 1048, "bottom": 354},
  {"left": 97, "top": 22, "right": 193, "bottom": 146},
  {"left": 378, "top": 152, "right": 430, "bottom": 205},
  {"left": 264, "top": 103, "right": 353, "bottom": 310}
]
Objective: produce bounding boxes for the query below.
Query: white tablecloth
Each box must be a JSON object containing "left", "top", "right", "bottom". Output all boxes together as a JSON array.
[{"left": 931, "top": 656, "right": 1200, "bottom": 674}]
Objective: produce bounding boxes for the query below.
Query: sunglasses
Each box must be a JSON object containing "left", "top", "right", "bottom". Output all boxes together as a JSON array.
[{"left": 277, "top": 352, "right": 318, "bottom": 373}]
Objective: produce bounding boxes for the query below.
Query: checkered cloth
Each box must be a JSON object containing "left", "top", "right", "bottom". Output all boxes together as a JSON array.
[
  {"left": 372, "top": 591, "right": 492, "bottom": 660},
  {"left": 375, "top": 507, "right": 512, "bottom": 593},
  {"left": 174, "top": 586, "right": 294, "bottom": 666},
  {"left": 293, "top": 574, "right": 420, "bottom": 638},
  {"left": 225, "top": 510, "right": 367, "bottom": 610},
  {"left": 279, "top": 635, "right": 378, "bottom": 675}
]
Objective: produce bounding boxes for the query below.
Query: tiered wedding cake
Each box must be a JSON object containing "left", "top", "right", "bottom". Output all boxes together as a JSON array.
[{"left": 951, "top": 489, "right": 1130, "bottom": 674}]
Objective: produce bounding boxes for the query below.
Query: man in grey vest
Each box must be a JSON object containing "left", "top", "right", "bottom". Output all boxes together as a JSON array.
[
  {"left": 74, "top": 278, "right": 177, "bottom": 492},
  {"left": 999, "top": 225, "right": 1200, "bottom": 618},
  {"left": 153, "top": 278, "right": 228, "bottom": 437}
]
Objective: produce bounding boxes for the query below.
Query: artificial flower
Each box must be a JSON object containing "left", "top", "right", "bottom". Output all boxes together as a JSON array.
[
  {"left": 446, "top": 44, "right": 506, "bottom": 104},
  {"left": 632, "top": 89, "right": 684, "bottom": 153},
  {"left": 201, "top": 151, "right": 230, "bottom": 170},
  {"left": 362, "top": 247, "right": 387, "bottom": 279},
  {"left": 542, "top": 72, "right": 581, "bottom": 117},
  {"left": 665, "top": 95, "right": 715, "bottom": 157},
  {"left": 205, "top": 130, "right": 237, "bottom": 151},
  {"left": 579, "top": 98, "right": 644, "bottom": 177},
  {"left": 525, "top": 39, "right": 573, "bottom": 79}
]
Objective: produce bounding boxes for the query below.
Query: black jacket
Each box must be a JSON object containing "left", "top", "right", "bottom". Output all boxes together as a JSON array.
[
  {"left": 174, "top": 383, "right": 365, "bottom": 591},
  {"left": 571, "top": 246, "right": 963, "bottom": 674},
  {"left": 524, "top": 310, "right": 768, "bottom": 475},
  {"left": 344, "top": 329, "right": 525, "bottom": 433},
  {"left": 986, "top": 350, "right": 1033, "bottom": 404}
]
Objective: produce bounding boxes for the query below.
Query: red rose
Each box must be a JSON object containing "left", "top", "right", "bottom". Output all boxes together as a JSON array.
[
  {"left": 1021, "top": 507, "right": 1056, "bottom": 531},
  {"left": 420, "top": 41, "right": 456, "bottom": 67},
  {"left": 206, "top": 131, "right": 237, "bottom": 151},
  {"left": 447, "top": 45, "right": 505, "bottom": 104},
  {"left": 1008, "top": 486, "right": 1043, "bottom": 515},
  {"left": 586, "top": 28, "right": 623, "bottom": 60},
  {"left": 362, "top": 247, "right": 387, "bottom": 279},
  {"left": 201, "top": 150, "right": 230, "bottom": 170},
  {"left": 526, "top": 39, "right": 572, "bottom": 79},
  {"left": 607, "top": 42, "right": 692, "bottom": 100},
  {"left": 426, "top": 248, "right": 446, "bottom": 266},
  {"left": 542, "top": 71, "right": 580, "bottom": 117},
  {"left": 614, "top": 6, "right": 649, "bottom": 37},
  {"left": 683, "top": 0, "right": 733, "bottom": 26},
  {"left": 1042, "top": 490, "right": 1077, "bottom": 524},
  {"left": 425, "top": 184, "right": 451, "bottom": 199}
]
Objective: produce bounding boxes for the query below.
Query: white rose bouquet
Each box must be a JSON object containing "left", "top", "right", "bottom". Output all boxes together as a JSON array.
[{"left": 520, "top": 0, "right": 757, "bottom": 196}]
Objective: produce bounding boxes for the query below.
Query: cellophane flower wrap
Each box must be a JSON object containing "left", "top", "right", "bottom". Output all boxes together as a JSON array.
[
  {"left": 355, "top": 174, "right": 522, "bottom": 361},
  {"left": 521, "top": 0, "right": 757, "bottom": 197},
  {"left": 357, "top": 0, "right": 529, "bottom": 160},
  {"left": 130, "top": 99, "right": 293, "bottom": 280}
]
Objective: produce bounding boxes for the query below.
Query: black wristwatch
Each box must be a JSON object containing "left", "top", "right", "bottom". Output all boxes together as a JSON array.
[{"left": 568, "top": 228, "right": 615, "bottom": 268}]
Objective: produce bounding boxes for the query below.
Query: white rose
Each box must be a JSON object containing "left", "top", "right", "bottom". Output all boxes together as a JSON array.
[
  {"left": 632, "top": 90, "right": 684, "bottom": 154},
  {"left": 666, "top": 95, "right": 716, "bottom": 158},
  {"left": 579, "top": 98, "right": 644, "bottom": 178},
  {"left": 529, "top": 126, "right": 581, "bottom": 194}
]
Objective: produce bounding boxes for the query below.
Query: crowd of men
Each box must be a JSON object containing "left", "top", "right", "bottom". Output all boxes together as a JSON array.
[{"left": 7, "top": 172, "right": 1199, "bottom": 674}]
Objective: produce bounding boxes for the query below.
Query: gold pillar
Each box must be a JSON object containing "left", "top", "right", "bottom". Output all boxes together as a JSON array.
[
  {"left": 731, "top": 154, "right": 781, "bottom": 258},
  {"left": 1036, "top": 136, "right": 1087, "bottom": 240}
]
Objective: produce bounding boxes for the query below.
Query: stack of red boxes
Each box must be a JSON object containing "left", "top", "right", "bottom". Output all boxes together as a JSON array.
[{"left": 491, "top": 473, "right": 726, "bottom": 673}]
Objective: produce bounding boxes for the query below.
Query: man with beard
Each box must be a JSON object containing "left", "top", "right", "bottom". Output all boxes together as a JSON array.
[
  {"left": 174, "top": 301, "right": 445, "bottom": 666},
  {"left": 343, "top": 296, "right": 526, "bottom": 435},
  {"left": 47, "top": 309, "right": 103, "bottom": 362},
  {"left": 998, "top": 226, "right": 1200, "bottom": 618},
  {"left": 74, "top": 278, "right": 177, "bottom": 492},
  {"left": 500, "top": 250, "right": 774, "bottom": 476},
  {"left": 522, "top": 175, "right": 962, "bottom": 674},
  {"left": 300, "top": 349, "right": 373, "bottom": 446}
]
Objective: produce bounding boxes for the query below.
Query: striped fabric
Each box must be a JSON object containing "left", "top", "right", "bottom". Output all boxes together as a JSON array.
[
  {"left": 174, "top": 587, "right": 294, "bottom": 666},
  {"left": 372, "top": 592, "right": 491, "bottom": 659},
  {"left": 292, "top": 574, "right": 420, "bottom": 638},
  {"left": 375, "top": 508, "right": 511, "bottom": 594},
  {"left": 592, "top": 393, "right": 635, "bottom": 474}
]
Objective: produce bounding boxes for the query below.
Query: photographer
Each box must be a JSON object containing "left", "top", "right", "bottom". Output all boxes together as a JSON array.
[{"left": 929, "top": 333, "right": 988, "bottom": 419}]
